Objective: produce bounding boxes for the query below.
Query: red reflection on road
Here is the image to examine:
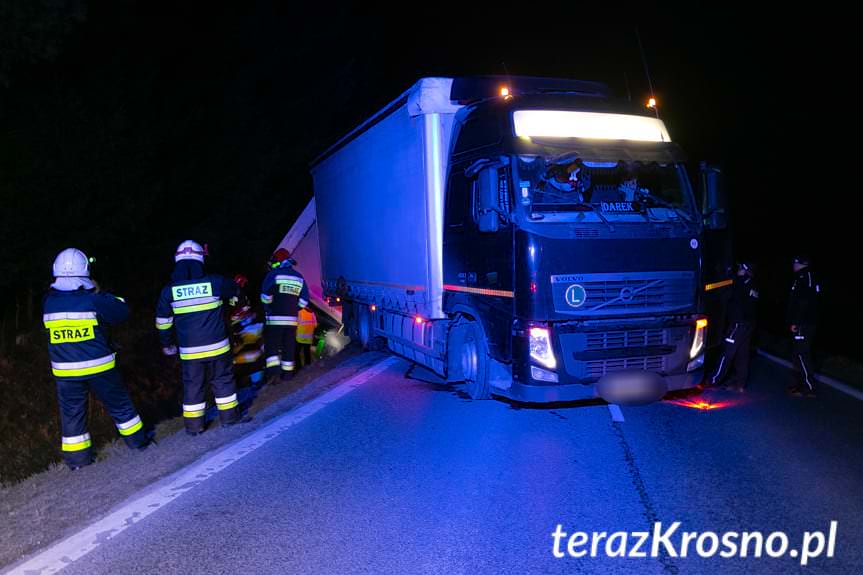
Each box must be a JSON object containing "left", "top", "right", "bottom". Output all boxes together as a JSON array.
[{"left": 664, "top": 397, "right": 735, "bottom": 411}]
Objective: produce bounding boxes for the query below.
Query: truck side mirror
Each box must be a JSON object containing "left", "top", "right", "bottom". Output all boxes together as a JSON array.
[
  {"left": 477, "top": 167, "right": 500, "bottom": 233},
  {"left": 699, "top": 162, "right": 728, "bottom": 230}
]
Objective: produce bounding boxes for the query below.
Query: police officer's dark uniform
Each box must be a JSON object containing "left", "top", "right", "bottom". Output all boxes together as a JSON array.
[
  {"left": 787, "top": 255, "right": 820, "bottom": 396},
  {"left": 710, "top": 262, "right": 759, "bottom": 391},
  {"left": 156, "top": 241, "right": 244, "bottom": 434},
  {"left": 261, "top": 249, "right": 310, "bottom": 383},
  {"left": 44, "top": 248, "right": 149, "bottom": 469}
]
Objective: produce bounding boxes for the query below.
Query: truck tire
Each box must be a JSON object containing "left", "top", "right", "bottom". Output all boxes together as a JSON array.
[
  {"left": 459, "top": 321, "right": 491, "bottom": 400},
  {"left": 357, "top": 304, "right": 372, "bottom": 348},
  {"left": 356, "top": 305, "right": 386, "bottom": 351}
]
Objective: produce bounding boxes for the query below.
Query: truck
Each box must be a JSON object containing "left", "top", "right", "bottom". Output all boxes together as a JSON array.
[{"left": 306, "top": 76, "right": 731, "bottom": 403}]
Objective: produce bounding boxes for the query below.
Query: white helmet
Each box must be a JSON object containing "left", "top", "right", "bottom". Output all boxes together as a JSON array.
[
  {"left": 52, "top": 248, "right": 90, "bottom": 277},
  {"left": 175, "top": 240, "right": 205, "bottom": 263}
]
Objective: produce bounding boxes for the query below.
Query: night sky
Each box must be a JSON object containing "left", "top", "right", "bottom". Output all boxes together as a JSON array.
[{"left": 0, "top": 2, "right": 855, "bottom": 357}]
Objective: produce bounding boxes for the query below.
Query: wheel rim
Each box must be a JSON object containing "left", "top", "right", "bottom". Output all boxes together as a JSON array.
[{"left": 462, "top": 332, "right": 478, "bottom": 384}]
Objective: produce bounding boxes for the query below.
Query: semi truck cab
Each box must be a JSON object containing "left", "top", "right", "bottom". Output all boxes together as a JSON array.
[{"left": 312, "top": 76, "right": 730, "bottom": 404}]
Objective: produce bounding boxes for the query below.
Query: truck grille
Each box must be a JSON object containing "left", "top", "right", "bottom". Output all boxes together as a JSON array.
[
  {"left": 586, "top": 329, "right": 666, "bottom": 350},
  {"left": 586, "top": 356, "right": 665, "bottom": 379},
  {"left": 558, "top": 327, "right": 688, "bottom": 382},
  {"left": 551, "top": 271, "right": 695, "bottom": 317}
]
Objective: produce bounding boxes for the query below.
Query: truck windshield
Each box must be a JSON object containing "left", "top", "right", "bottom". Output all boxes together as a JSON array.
[{"left": 514, "top": 154, "right": 695, "bottom": 224}]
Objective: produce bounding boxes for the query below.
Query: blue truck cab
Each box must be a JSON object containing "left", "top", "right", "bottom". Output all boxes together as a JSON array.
[{"left": 311, "top": 76, "right": 730, "bottom": 404}]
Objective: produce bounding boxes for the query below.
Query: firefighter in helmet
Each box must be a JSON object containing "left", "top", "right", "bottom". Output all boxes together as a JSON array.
[
  {"left": 261, "top": 248, "right": 310, "bottom": 384},
  {"left": 43, "top": 248, "right": 149, "bottom": 469},
  {"left": 155, "top": 241, "right": 248, "bottom": 434}
]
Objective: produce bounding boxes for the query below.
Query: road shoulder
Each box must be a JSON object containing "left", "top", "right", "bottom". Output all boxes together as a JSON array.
[{"left": 0, "top": 345, "right": 378, "bottom": 570}]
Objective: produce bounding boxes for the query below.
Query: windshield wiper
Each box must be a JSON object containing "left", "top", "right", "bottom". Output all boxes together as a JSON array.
[
  {"left": 638, "top": 192, "right": 695, "bottom": 225},
  {"left": 532, "top": 188, "right": 615, "bottom": 231}
]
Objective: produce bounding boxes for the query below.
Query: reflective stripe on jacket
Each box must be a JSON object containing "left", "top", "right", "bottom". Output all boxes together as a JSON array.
[
  {"left": 43, "top": 289, "right": 128, "bottom": 380},
  {"left": 261, "top": 263, "right": 309, "bottom": 326},
  {"left": 156, "top": 270, "right": 238, "bottom": 361}
]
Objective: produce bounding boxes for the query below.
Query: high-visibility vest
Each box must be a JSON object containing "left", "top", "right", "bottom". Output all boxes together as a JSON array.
[{"left": 296, "top": 308, "right": 317, "bottom": 344}]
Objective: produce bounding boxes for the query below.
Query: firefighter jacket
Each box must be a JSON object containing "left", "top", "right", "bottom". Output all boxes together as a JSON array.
[
  {"left": 787, "top": 267, "right": 820, "bottom": 326},
  {"left": 156, "top": 260, "right": 239, "bottom": 361},
  {"left": 43, "top": 288, "right": 129, "bottom": 379},
  {"left": 260, "top": 262, "right": 309, "bottom": 326},
  {"left": 727, "top": 276, "right": 759, "bottom": 324}
]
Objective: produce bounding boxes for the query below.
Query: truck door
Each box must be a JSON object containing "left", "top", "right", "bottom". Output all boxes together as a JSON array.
[{"left": 698, "top": 163, "right": 733, "bottom": 350}]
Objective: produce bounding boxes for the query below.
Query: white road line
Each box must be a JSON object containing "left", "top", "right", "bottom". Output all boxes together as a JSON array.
[
  {"left": 607, "top": 404, "right": 625, "bottom": 422},
  {"left": 3, "top": 356, "right": 400, "bottom": 575},
  {"left": 757, "top": 349, "right": 863, "bottom": 401}
]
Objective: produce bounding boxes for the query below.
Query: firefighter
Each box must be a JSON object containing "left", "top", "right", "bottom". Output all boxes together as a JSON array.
[
  {"left": 43, "top": 248, "right": 149, "bottom": 470},
  {"left": 709, "top": 261, "right": 759, "bottom": 391},
  {"left": 156, "top": 241, "right": 247, "bottom": 434},
  {"left": 296, "top": 306, "right": 318, "bottom": 368},
  {"left": 229, "top": 273, "right": 265, "bottom": 388},
  {"left": 787, "top": 254, "right": 820, "bottom": 397},
  {"left": 261, "top": 248, "right": 310, "bottom": 384}
]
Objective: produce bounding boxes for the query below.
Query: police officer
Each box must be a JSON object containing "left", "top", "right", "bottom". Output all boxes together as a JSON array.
[
  {"left": 44, "top": 248, "right": 149, "bottom": 469},
  {"left": 787, "top": 254, "right": 820, "bottom": 397},
  {"left": 261, "top": 248, "right": 310, "bottom": 384},
  {"left": 156, "top": 241, "right": 246, "bottom": 434},
  {"left": 710, "top": 261, "right": 759, "bottom": 391}
]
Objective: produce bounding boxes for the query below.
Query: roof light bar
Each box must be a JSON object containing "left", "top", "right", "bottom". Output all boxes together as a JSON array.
[{"left": 513, "top": 110, "right": 671, "bottom": 142}]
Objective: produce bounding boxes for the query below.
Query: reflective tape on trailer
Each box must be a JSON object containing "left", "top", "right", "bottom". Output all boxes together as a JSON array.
[{"left": 705, "top": 279, "right": 733, "bottom": 292}]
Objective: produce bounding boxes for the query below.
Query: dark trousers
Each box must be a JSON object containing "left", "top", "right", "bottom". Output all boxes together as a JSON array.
[
  {"left": 181, "top": 353, "right": 239, "bottom": 432},
  {"left": 710, "top": 321, "right": 754, "bottom": 389},
  {"left": 56, "top": 369, "right": 147, "bottom": 468},
  {"left": 296, "top": 342, "right": 313, "bottom": 367},
  {"left": 264, "top": 325, "right": 297, "bottom": 377},
  {"left": 792, "top": 325, "right": 818, "bottom": 392}
]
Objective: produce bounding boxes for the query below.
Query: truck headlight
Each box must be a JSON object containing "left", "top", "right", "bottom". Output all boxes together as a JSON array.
[
  {"left": 529, "top": 326, "right": 557, "bottom": 369},
  {"left": 690, "top": 318, "right": 708, "bottom": 359}
]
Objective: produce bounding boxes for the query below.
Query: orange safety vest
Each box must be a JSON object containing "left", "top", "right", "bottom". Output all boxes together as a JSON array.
[{"left": 296, "top": 308, "right": 317, "bottom": 344}]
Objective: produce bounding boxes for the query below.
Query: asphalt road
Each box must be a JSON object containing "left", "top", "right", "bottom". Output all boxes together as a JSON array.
[{"left": 19, "top": 354, "right": 863, "bottom": 574}]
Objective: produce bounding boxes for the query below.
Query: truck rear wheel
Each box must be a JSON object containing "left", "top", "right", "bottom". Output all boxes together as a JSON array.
[
  {"left": 459, "top": 322, "right": 491, "bottom": 400},
  {"left": 356, "top": 304, "right": 385, "bottom": 351},
  {"left": 356, "top": 304, "right": 371, "bottom": 348}
]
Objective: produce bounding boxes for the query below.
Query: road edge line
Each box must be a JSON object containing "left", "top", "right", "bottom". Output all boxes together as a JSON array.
[
  {"left": 2, "top": 356, "right": 401, "bottom": 575},
  {"left": 757, "top": 349, "right": 863, "bottom": 401}
]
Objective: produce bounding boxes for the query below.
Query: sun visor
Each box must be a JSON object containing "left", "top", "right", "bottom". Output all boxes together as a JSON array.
[{"left": 518, "top": 139, "right": 687, "bottom": 163}]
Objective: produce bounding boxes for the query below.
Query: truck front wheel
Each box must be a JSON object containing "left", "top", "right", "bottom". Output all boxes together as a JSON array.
[{"left": 458, "top": 321, "right": 491, "bottom": 400}]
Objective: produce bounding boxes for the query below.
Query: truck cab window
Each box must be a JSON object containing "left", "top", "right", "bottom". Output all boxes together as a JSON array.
[{"left": 515, "top": 155, "right": 695, "bottom": 224}]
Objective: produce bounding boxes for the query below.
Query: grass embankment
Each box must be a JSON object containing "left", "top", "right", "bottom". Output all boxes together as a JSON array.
[
  {"left": 0, "top": 317, "right": 185, "bottom": 485},
  {"left": 0, "top": 302, "right": 340, "bottom": 485}
]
